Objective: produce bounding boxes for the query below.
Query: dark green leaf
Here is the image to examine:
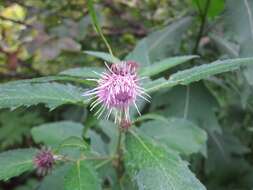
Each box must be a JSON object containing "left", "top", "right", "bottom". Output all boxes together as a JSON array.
[
  {"left": 57, "top": 137, "right": 88, "bottom": 152},
  {"left": 0, "top": 82, "right": 86, "bottom": 110},
  {"left": 59, "top": 66, "right": 104, "bottom": 79},
  {"left": 0, "top": 110, "right": 44, "bottom": 148},
  {"left": 84, "top": 51, "right": 120, "bottom": 63},
  {"left": 170, "top": 58, "right": 253, "bottom": 85},
  {"left": 64, "top": 160, "right": 101, "bottom": 190},
  {"left": 31, "top": 121, "right": 84, "bottom": 146},
  {"left": 125, "top": 129, "right": 206, "bottom": 190},
  {"left": 140, "top": 118, "right": 207, "bottom": 155},
  {"left": 139, "top": 55, "right": 198, "bottom": 77},
  {"left": 38, "top": 164, "right": 72, "bottom": 190},
  {"left": 126, "top": 17, "right": 192, "bottom": 65},
  {"left": 151, "top": 83, "right": 221, "bottom": 133},
  {"left": 0, "top": 149, "right": 37, "bottom": 181}
]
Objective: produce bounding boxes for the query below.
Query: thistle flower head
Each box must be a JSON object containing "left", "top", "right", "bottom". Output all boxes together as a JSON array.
[
  {"left": 83, "top": 61, "right": 150, "bottom": 124},
  {"left": 34, "top": 148, "right": 55, "bottom": 176}
]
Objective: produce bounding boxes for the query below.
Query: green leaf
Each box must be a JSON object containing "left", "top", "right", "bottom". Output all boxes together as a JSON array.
[
  {"left": 64, "top": 160, "right": 101, "bottom": 190},
  {"left": 225, "top": 0, "right": 253, "bottom": 85},
  {"left": 125, "top": 129, "right": 206, "bottom": 190},
  {"left": 192, "top": 0, "right": 225, "bottom": 19},
  {"left": 144, "top": 58, "right": 253, "bottom": 93},
  {"left": 0, "top": 148, "right": 37, "bottom": 181},
  {"left": 139, "top": 55, "right": 198, "bottom": 77},
  {"left": 57, "top": 137, "right": 88, "bottom": 151},
  {"left": 126, "top": 17, "right": 192, "bottom": 65},
  {"left": 31, "top": 121, "right": 84, "bottom": 146},
  {"left": 84, "top": 51, "right": 120, "bottom": 63},
  {"left": 38, "top": 164, "right": 72, "bottom": 190},
  {"left": 0, "top": 82, "right": 86, "bottom": 110},
  {"left": 170, "top": 57, "right": 253, "bottom": 85},
  {"left": 6, "top": 76, "right": 93, "bottom": 86},
  {"left": 225, "top": 0, "right": 253, "bottom": 45},
  {"left": 59, "top": 66, "right": 104, "bottom": 79},
  {"left": 134, "top": 113, "right": 169, "bottom": 124},
  {"left": 143, "top": 78, "right": 177, "bottom": 93},
  {"left": 151, "top": 83, "right": 222, "bottom": 133},
  {"left": 0, "top": 110, "right": 44, "bottom": 148},
  {"left": 98, "top": 120, "right": 119, "bottom": 155},
  {"left": 140, "top": 118, "right": 207, "bottom": 155}
]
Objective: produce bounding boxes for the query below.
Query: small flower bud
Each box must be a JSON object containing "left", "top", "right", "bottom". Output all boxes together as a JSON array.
[
  {"left": 34, "top": 148, "right": 55, "bottom": 176},
  {"left": 120, "top": 119, "right": 132, "bottom": 132}
]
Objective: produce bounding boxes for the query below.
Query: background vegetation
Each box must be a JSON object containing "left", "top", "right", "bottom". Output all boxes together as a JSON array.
[{"left": 0, "top": 0, "right": 253, "bottom": 190}]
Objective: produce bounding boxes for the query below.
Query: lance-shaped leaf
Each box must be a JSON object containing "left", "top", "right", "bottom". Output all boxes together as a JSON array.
[
  {"left": 139, "top": 55, "right": 198, "bottom": 77},
  {"left": 31, "top": 121, "right": 84, "bottom": 146},
  {"left": 170, "top": 57, "right": 253, "bottom": 85},
  {"left": 143, "top": 78, "right": 177, "bottom": 93},
  {"left": 0, "top": 149, "right": 37, "bottom": 181},
  {"left": 0, "top": 82, "right": 86, "bottom": 110},
  {"left": 6, "top": 76, "right": 93, "bottom": 85},
  {"left": 126, "top": 17, "right": 192, "bottom": 65},
  {"left": 64, "top": 160, "right": 101, "bottom": 190},
  {"left": 84, "top": 51, "right": 120, "bottom": 63},
  {"left": 60, "top": 66, "right": 104, "bottom": 79},
  {"left": 144, "top": 57, "right": 253, "bottom": 93},
  {"left": 124, "top": 129, "right": 206, "bottom": 190}
]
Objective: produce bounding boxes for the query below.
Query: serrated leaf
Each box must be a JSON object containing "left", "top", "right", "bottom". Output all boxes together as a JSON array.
[
  {"left": 0, "top": 82, "right": 86, "bottom": 110},
  {"left": 64, "top": 160, "right": 101, "bottom": 190},
  {"left": 31, "top": 121, "right": 84, "bottom": 146},
  {"left": 84, "top": 51, "right": 120, "bottom": 63},
  {"left": 0, "top": 148, "right": 37, "bottom": 181},
  {"left": 144, "top": 58, "right": 253, "bottom": 93},
  {"left": 126, "top": 17, "right": 192, "bottom": 65},
  {"left": 60, "top": 66, "right": 104, "bottom": 79},
  {"left": 139, "top": 55, "right": 198, "bottom": 77},
  {"left": 140, "top": 118, "right": 207, "bottom": 155},
  {"left": 170, "top": 57, "right": 253, "bottom": 85},
  {"left": 125, "top": 129, "right": 206, "bottom": 190},
  {"left": 7, "top": 76, "right": 95, "bottom": 86}
]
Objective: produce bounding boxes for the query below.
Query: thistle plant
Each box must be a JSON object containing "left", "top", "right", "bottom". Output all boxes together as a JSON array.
[{"left": 1, "top": 1, "right": 253, "bottom": 190}]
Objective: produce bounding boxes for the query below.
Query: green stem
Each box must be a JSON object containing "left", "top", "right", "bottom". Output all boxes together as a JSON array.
[
  {"left": 193, "top": 0, "right": 211, "bottom": 54},
  {"left": 88, "top": 0, "right": 114, "bottom": 57}
]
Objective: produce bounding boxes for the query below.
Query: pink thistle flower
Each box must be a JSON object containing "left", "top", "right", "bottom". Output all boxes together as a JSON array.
[
  {"left": 83, "top": 61, "right": 150, "bottom": 124},
  {"left": 34, "top": 148, "right": 55, "bottom": 176}
]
